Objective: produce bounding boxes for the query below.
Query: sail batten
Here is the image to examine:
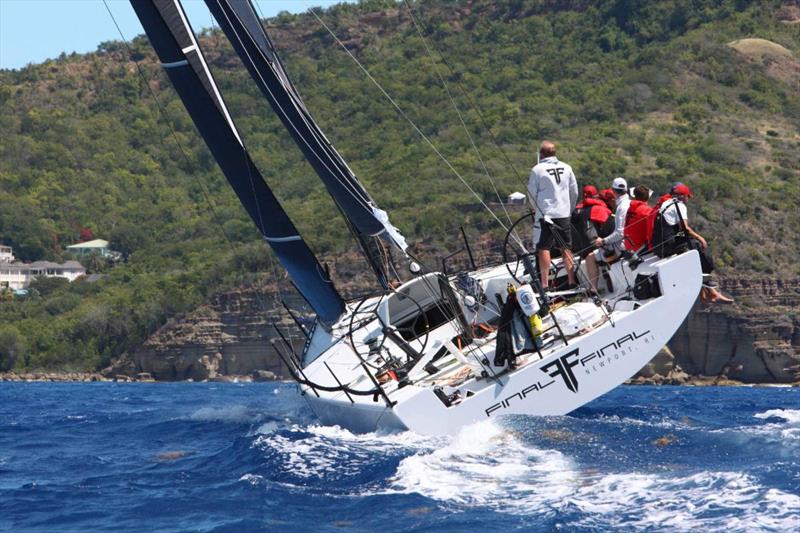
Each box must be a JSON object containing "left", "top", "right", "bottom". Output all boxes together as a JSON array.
[
  {"left": 131, "top": 0, "right": 344, "bottom": 322},
  {"left": 203, "top": 0, "right": 408, "bottom": 251}
]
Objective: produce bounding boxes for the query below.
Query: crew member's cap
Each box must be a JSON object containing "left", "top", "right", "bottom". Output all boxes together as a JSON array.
[
  {"left": 670, "top": 182, "right": 684, "bottom": 192},
  {"left": 583, "top": 185, "right": 598, "bottom": 198},
  {"left": 611, "top": 177, "right": 628, "bottom": 192},
  {"left": 599, "top": 188, "right": 616, "bottom": 205},
  {"left": 672, "top": 183, "right": 693, "bottom": 197}
]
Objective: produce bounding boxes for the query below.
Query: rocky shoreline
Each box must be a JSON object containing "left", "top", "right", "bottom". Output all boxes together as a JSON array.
[
  {"left": 3, "top": 276, "right": 797, "bottom": 387},
  {"left": 1, "top": 370, "right": 796, "bottom": 387},
  {"left": 0, "top": 370, "right": 278, "bottom": 383}
]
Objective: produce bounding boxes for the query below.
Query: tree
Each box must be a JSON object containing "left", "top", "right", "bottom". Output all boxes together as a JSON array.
[{"left": 0, "top": 326, "right": 25, "bottom": 371}]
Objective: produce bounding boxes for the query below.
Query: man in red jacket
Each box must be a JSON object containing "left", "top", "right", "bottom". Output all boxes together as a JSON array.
[
  {"left": 624, "top": 185, "right": 653, "bottom": 251},
  {"left": 571, "top": 185, "right": 613, "bottom": 259}
]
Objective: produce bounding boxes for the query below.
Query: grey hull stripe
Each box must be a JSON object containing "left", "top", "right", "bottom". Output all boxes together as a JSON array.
[
  {"left": 264, "top": 235, "right": 302, "bottom": 243},
  {"left": 162, "top": 59, "right": 189, "bottom": 69}
]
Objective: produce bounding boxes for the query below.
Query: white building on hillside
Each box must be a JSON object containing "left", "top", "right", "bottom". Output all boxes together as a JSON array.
[
  {"left": 0, "top": 245, "right": 14, "bottom": 263},
  {"left": 66, "top": 239, "right": 111, "bottom": 257},
  {"left": 0, "top": 260, "right": 86, "bottom": 291}
]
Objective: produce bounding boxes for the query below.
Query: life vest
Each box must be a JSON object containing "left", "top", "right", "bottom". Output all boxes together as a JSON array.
[
  {"left": 624, "top": 200, "right": 653, "bottom": 251},
  {"left": 645, "top": 194, "right": 673, "bottom": 251},
  {"left": 650, "top": 194, "right": 682, "bottom": 256},
  {"left": 582, "top": 197, "right": 611, "bottom": 225}
]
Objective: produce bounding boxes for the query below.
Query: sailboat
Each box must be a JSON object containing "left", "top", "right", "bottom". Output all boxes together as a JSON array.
[{"left": 129, "top": 0, "right": 702, "bottom": 436}]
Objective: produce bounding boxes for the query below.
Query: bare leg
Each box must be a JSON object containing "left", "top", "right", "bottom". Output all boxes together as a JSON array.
[
  {"left": 538, "top": 248, "right": 551, "bottom": 288},
  {"left": 700, "top": 287, "right": 710, "bottom": 303},
  {"left": 561, "top": 248, "right": 576, "bottom": 285},
  {"left": 585, "top": 253, "right": 599, "bottom": 292},
  {"left": 707, "top": 287, "right": 734, "bottom": 303}
]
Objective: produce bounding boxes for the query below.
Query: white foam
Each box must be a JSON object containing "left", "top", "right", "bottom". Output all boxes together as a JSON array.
[
  {"left": 251, "top": 421, "right": 281, "bottom": 436},
  {"left": 245, "top": 416, "right": 800, "bottom": 529},
  {"left": 384, "top": 421, "right": 800, "bottom": 530},
  {"left": 575, "top": 472, "right": 800, "bottom": 531},
  {"left": 239, "top": 473, "right": 263, "bottom": 486},
  {"left": 390, "top": 420, "right": 576, "bottom": 506},
  {"left": 751, "top": 409, "right": 800, "bottom": 441},
  {"left": 250, "top": 423, "right": 440, "bottom": 480},
  {"left": 754, "top": 408, "right": 800, "bottom": 424}
]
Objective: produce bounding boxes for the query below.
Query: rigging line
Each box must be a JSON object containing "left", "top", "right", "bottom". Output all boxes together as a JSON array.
[
  {"left": 210, "top": 0, "right": 395, "bottom": 297},
  {"left": 112, "top": 3, "right": 342, "bottom": 376},
  {"left": 176, "top": 1, "right": 271, "bottom": 244},
  {"left": 406, "top": 20, "right": 588, "bottom": 287},
  {"left": 400, "top": 4, "right": 528, "bottom": 190},
  {"left": 215, "top": 10, "right": 373, "bottom": 215},
  {"left": 203, "top": 1, "right": 294, "bottom": 309},
  {"left": 402, "top": 0, "right": 516, "bottom": 230},
  {"left": 199, "top": 2, "right": 299, "bottom": 334},
  {"left": 102, "top": 0, "right": 240, "bottom": 262},
  {"left": 309, "top": 8, "right": 527, "bottom": 251},
  {"left": 109, "top": 0, "right": 302, "bottom": 357},
  {"left": 210, "top": 0, "right": 377, "bottom": 218}
]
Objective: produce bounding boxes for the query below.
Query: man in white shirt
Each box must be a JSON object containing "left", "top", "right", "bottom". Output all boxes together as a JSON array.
[
  {"left": 528, "top": 141, "right": 578, "bottom": 289},
  {"left": 585, "top": 177, "right": 630, "bottom": 292},
  {"left": 657, "top": 183, "right": 733, "bottom": 303}
]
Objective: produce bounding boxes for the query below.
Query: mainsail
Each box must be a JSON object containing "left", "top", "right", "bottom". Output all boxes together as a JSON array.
[
  {"left": 202, "top": 0, "right": 408, "bottom": 286},
  {"left": 130, "top": 0, "right": 344, "bottom": 322}
]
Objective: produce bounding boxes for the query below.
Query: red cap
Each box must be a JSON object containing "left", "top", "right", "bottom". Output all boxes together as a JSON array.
[
  {"left": 673, "top": 184, "right": 693, "bottom": 198},
  {"left": 599, "top": 188, "right": 616, "bottom": 205},
  {"left": 583, "top": 185, "right": 598, "bottom": 198}
]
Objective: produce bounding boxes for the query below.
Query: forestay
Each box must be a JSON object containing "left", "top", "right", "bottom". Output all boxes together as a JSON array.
[{"left": 130, "top": 0, "right": 344, "bottom": 322}]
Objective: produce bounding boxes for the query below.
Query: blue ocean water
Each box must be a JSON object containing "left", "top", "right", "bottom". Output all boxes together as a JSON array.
[{"left": 0, "top": 383, "right": 798, "bottom": 532}]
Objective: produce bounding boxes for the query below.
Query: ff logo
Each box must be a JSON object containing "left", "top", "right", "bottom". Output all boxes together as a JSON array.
[
  {"left": 540, "top": 349, "right": 580, "bottom": 392},
  {"left": 545, "top": 167, "right": 565, "bottom": 184}
]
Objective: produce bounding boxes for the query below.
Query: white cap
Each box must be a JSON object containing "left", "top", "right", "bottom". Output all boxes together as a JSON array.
[{"left": 612, "top": 177, "right": 627, "bottom": 192}]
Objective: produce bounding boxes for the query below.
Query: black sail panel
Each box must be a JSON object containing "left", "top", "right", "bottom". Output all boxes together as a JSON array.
[
  {"left": 203, "top": 0, "right": 407, "bottom": 251},
  {"left": 130, "top": 0, "right": 344, "bottom": 322}
]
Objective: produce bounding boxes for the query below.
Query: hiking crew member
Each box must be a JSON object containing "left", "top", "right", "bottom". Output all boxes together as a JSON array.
[
  {"left": 624, "top": 185, "right": 653, "bottom": 251},
  {"left": 653, "top": 183, "right": 733, "bottom": 303},
  {"left": 572, "top": 185, "right": 614, "bottom": 259},
  {"left": 576, "top": 185, "right": 599, "bottom": 209},
  {"left": 528, "top": 140, "right": 578, "bottom": 289},
  {"left": 585, "top": 177, "right": 630, "bottom": 292}
]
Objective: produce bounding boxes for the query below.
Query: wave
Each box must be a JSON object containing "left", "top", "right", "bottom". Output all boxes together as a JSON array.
[
  {"left": 246, "top": 423, "right": 435, "bottom": 487},
  {"left": 384, "top": 420, "right": 799, "bottom": 530},
  {"left": 754, "top": 408, "right": 800, "bottom": 424}
]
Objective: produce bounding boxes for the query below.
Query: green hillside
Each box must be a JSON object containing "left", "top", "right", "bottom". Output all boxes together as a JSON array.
[{"left": 1, "top": 0, "right": 798, "bottom": 371}]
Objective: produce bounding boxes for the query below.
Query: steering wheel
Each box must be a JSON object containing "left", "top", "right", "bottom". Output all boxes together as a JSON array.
[
  {"left": 346, "top": 288, "right": 431, "bottom": 369},
  {"left": 502, "top": 212, "right": 536, "bottom": 284}
]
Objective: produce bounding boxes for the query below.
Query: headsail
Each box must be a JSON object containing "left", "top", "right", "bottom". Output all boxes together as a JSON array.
[
  {"left": 202, "top": 0, "right": 408, "bottom": 270},
  {"left": 130, "top": 0, "right": 344, "bottom": 322}
]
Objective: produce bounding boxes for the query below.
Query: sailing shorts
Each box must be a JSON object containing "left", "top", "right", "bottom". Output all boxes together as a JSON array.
[{"left": 536, "top": 218, "right": 572, "bottom": 251}]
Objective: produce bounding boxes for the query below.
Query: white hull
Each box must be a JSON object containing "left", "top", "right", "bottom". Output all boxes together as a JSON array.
[{"left": 297, "top": 250, "right": 701, "bottom": 436}]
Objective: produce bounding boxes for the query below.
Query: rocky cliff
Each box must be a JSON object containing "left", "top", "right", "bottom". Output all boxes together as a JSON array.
[
  {"left": 108, "top": 275, "right": 799, "bottom": 384},
  {"left": 107, "top": 282, "right": 305, "bottom": 381},
  {"left": 666, "top": 278, "right": 800, "bottom": 383}
]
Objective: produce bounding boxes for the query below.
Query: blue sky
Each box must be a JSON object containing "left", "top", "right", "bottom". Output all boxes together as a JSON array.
[{"left": 0, "top": 0, "right": 346, "bottom": 70}]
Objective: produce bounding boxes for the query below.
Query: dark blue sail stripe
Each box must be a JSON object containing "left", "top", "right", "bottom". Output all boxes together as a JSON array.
[
  {"left": 130, "top": 0, "right": 344, "bottom": 322},
  {"left": 203, "top": 0, "right": 405, "bottom": 246}
]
